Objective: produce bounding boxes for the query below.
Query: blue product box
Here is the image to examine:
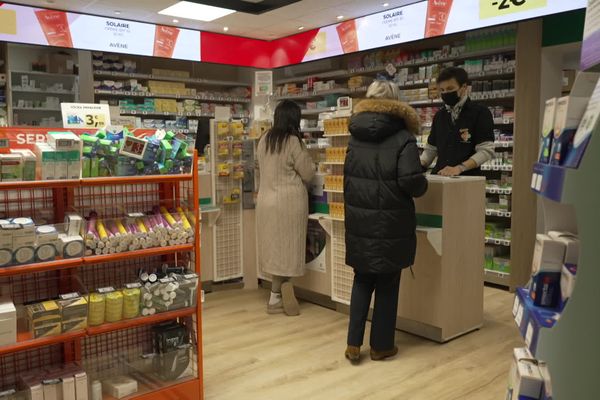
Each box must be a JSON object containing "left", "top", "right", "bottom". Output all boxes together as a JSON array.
[
  {"left": 560, "top": 264, "right": 577, "bottom": 308},
  {"left": 525, "top": 308, "right": 560, "bottom": 356},
  {"left": 531, "top": 272, "right": 561, "bottom": 308}
]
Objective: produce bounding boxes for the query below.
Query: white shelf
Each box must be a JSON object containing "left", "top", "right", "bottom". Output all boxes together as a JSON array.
[
  {"left": 324, "top": 188, "right": 344, "bottom": 193},
  {"left": 10, "top": 70, "right": 77, "bottom": 79},
  {"left": 93, "top": 70, "right": 247, "bottom": 87},
  {"left": 484, "top": 269, "right": 511, "bottom": 286},
  {"left": 121, "top": 110, "right": 247, "bottom": 119},
  {"left": 275, "top": 69, "right": 349, "bottom": 85},
  {"left": 12, "top": 107, "right": 61, "bottom": 112},
  {"left": 323, "top": 133, "right": 351, "bottom": 138},
  {"left": 485, "top": 237, "right": 511, "bottom": 246},
  {"left": 495, "top": 141, "right": 514, "bottom": 148},
  {"left": 471, "top": 93, "right": 515, "bottom": 101},
  {"left": 486, "top": 186, "right": 512, "bottom": 195},
  {"left": 94, "top": 89, "right": 250, "bottom": 103},
  {"left": 481, "top": 164, "right": 513, "bottom": 172},
  {"left": 347, "top": 46, "right": 516, "bottom": 75},
  {"left": 301, "top": 107, "right": 337, "bottom": 116},
  {"left": 12, "top": 88, "right": 76, "bottom": 96},
  {"left": 273, "top": 88, "right": 350, "bottom": 101},
  {"left": 323, "top": 161, "right": 345, "bottom": 165},
  {"left": 485, "top": 209, "right": 512, "bottom": 218},
  {"left": 301, "top": 127, "right": 324, "bottom": 133}
]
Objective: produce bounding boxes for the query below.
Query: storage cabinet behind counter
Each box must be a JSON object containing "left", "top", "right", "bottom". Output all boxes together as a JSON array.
[{"left": 397, "top": 176, "right": 486, "bottom": 343}]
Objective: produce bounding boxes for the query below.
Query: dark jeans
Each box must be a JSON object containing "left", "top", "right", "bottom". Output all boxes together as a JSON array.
[{"left": 347, "top": 271, "right": 401, "bottom": 351}]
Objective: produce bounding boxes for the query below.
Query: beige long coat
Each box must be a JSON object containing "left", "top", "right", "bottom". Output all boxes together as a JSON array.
[{"left": 256, "top": 135, "right": 315, "bottom": 277}]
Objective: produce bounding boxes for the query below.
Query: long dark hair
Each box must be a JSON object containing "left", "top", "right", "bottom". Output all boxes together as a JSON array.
[{"left": 264, "top": 100, "right": 302, "bottom": 154}]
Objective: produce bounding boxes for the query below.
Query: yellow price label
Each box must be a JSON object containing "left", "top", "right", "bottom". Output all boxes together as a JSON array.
[
  {"left": 480, "top": 0, "right": 547, "bottom": 19},
  {"left": 84, "top": 114, "right": 106, "bottom": 128}
]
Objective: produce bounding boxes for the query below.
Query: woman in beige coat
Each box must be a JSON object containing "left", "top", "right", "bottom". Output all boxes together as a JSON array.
[{"left": 256, "top": 100, "right": 315, "bottom": 316}]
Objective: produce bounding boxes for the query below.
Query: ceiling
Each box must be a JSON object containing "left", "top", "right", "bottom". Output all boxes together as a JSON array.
[{"left": 8, "top": 0, "right": 423, "bottom": 40}]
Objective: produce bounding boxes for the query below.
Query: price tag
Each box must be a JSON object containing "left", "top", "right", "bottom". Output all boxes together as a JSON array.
[
  {"left": 84, "top": 113, "right": 106, "bottom": 128},
  {"left": 512, "top": 295, "right": 520, "bottom": 317},
  {"left": 120, "top": 135, "right": 148, "bottom": 160},
  {"left": 98, "top": 286, "right": 115, "bottom": 294},
  {"left": 480, "top": 0, "right": 547, "bottom": 19},
  {"left": 515, "top": 303, "right": 524, "bottom": 326},
  {"left": 59, "top": 292, "right": 81, "bottom": 300},
  {"left": 125, "top": 282, "right": 142, "bottom": 289},
  {"left": 525, "top": 321, "right": 534, "bottom": 346}
]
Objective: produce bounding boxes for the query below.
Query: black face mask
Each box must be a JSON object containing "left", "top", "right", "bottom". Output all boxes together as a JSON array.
[{"left": 441, "top": 90, "right": 461, "bottom": 107}]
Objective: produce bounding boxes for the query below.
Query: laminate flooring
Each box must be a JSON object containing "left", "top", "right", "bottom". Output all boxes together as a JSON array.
[{"left": 202, "top": 287, "right": 521, "bottom": 400}]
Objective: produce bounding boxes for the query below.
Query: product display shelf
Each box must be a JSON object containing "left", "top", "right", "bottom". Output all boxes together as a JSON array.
[
  {"left": 275, "top": 69, "right": 349, "bottom": 85},
  {"left": 94, "top": 89, "right": 250, "bottom": 104},
  {"left": 272, "top": 87, "right": 350, "bottom": 101},
  {"left": 485, "top": 237, "right": 511, "bottom": 246},
  {"left": 9, "top": 70, "right": 78, "bottom": 79},
  {"left": 485, "top": 209, "right": 512, "bottom": 218},
  {"left": 0, "top": 148, "right": 203, "bottom": 399},
  {"left": 11, "top": 88, "right": 77, "bottom": 95},
  {"left": 93, "top": 70, "right": 248, "bottom": 87},
  {"left": 120, "top": 111, "right": 247, "bottom": 119},
  {"left": 301, "top": 107, "right": 337, "bottom": 116},
  {"left": 0, "top": 330, "right": 86, "bottom": 357},
  {"left": 323, "top": 133, "right": 351, "bottom": 138},
  {"left": 484, "top": 268, "right": 511, "bottom": 286}
]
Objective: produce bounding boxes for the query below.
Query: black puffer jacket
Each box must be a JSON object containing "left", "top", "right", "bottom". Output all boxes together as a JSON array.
[{"left": 344, "top": 98, "right": 428, "bottom": 274}]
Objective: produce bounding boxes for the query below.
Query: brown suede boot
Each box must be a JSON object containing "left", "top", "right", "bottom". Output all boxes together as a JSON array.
[
  {"left": 370, "top": 346, "right": 398, "bottom": 361},
  {"left": 345, "top": 346, "right": 361, "bottom": 365}
]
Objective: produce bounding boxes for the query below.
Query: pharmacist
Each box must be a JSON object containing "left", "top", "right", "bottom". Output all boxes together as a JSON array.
[{"left": 420, "top": 67, "right": 495, "bottom": 176}]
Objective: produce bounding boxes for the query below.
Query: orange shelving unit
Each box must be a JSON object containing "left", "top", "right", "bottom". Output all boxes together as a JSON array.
[{"left": 0, "top": 151, "right": 203, "bottom": 399}]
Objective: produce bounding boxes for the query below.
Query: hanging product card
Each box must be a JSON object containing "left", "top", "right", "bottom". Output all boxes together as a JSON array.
[
  {"left": 61, "top": 103, "right": 111, "bottom": 129},
  {"left": 581, "top": 0, "right": 600, "bottom": 71},
  {"left": 565, "top": 76, "right": 600, "bottom": 168},
  {"left": 254, "top": 71, "right": 273, "bottom": 96},
  {"left": 550, "top": 72, "right": 600, "bottom": 165},
  {"left": 539, "top": 98, "right": 557, "bottom": 164}
]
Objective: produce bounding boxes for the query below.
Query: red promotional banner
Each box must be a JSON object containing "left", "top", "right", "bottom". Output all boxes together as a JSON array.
[{"left": 0, "top": 127, "right": 156, "bottom": 151}]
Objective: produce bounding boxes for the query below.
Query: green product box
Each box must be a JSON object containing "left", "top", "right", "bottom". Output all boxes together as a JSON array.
[
  {"left": 160, "top": 140, "right": 173, "bottom": 160},
  {"left": 176, "top": 141, "right": 189, "bottom": 160},
  {"left": 90, "top": 157, "right": 100, "bottom": 177},
  {"left": 82, "top": 157, "right": 91, "bottom": 178}
]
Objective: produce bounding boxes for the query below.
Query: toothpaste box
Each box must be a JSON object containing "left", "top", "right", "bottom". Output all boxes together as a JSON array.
[
  {"left": 0, "top": 154, "right": 23, "bottom": 181},
  {"left": 47, "top": 132, "right": 81, "bottom": 151},
  {"left": 507, "top": 347, "right": 543, "bottom": 400}
]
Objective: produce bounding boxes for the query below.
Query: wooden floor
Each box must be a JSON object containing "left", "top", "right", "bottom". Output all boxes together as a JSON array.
[{"left": 202, "top": 287, "right": 521, "bottom": 400}]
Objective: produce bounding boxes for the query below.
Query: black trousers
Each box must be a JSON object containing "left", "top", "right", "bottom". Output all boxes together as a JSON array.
[{"left": 347, "top": 271, "right": 401, "bottom": 351}]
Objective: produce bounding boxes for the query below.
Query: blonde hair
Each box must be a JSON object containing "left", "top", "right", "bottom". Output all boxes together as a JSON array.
[{"left": 366, "top": 80, "right": 400, "bottom": 101}]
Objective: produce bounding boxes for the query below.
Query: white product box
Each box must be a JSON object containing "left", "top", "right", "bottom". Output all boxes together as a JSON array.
[
  {"left": 54, "top": 152, "right": 69, "bottom": 180},
  {"left": 28, "top": 384, "right": 44, "bottom": 400},
  {"left": 10, "top": 149, "right": 37, "bottom": 181},
  {"left": 58, "top": 234, "right": 84, "bottom": 258},
  {"left": 532, "top": 234, "right": 566, "bottom": 274},
  {"left": 539, "top": 363, "right": 553, "bottom": 400},
  {"left": 34, "top": 143, "right": 56, "bottom": 181},
  {"left": 62, "top": 376, "right": 76, "bottom": 400},
  {"left": 0, "top": 223, "right": 17, "bottom": 248},
  {"left": 68, "top": 158, "right": 81, "bottom": 180},
  {"left": 547, "top": 231, "right": 580, "bottom": 265},
  {"left": 36, "top": 225, "right": 59, "bottom": 244},
  {"left": 0, "top": 296, "right": 16, "bottom": 347},
  {"left": 65, "top": 214, "right": 83, "bottom": 237},
  {"left": 507, "top": 347, "right": 543, "bottom": 400},
  {"left": 47, "top": 132, "right": 81, "bottom": 151},
  {"left": 74, "top": 372, "right": 89, "bottom": 400},
  {"left": 42, "top": 379, "right": 61, "bottom": 400},
  {"left": 102, "top": 376, "right": 138, "bottom": 399},
  {"left": 560, "top": 264, "right": 577, "bottom": 304}
]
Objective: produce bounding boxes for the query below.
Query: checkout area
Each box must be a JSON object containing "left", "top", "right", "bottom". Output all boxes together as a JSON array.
[{"left": 200, "top": 173, "right": 486, "bottom": 344}]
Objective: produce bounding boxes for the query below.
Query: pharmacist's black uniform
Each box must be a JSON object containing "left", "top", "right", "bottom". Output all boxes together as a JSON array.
[
  {"left": 344, "top": 98, "right": 427, "bottom": 351},
  {"left": 428, "top": 99, "right": 494, "bottom": 175}
]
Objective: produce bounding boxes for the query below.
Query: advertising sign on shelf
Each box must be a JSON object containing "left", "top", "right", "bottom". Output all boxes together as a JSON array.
[
  {"left": 565, "top": 77, "right": 600, "bottom": 168},
  {"left": 0, "top": 4, "right": 201, "bottom": 61},
  {"left": 581, "top": 0, "right": 600, "bottom": 71},
  {"left": 61, "top": 103, "right": 111, "bottom": 129},
  {"left": 254, "top": 71, "right": 273, "bottom": 96}
]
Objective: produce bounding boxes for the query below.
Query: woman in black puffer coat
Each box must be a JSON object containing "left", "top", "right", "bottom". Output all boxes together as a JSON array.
[{"left": 344, "top": 80, "right": 428, "bottom": 364}]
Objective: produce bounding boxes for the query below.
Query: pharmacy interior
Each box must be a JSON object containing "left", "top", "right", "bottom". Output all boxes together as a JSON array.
[{"left": 0, "top": 0, "right": 597, "bottom": 399}]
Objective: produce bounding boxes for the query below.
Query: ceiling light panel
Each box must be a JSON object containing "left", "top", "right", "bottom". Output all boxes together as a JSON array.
[{"left": 158, "top": 1, "right": 236, "bottom": 22}]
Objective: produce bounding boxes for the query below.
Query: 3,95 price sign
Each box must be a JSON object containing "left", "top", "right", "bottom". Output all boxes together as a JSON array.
[
  {"left": 480, "top": 0, "right": 547, "bottom": 19},
  {"left": 61, "top": 103, "right": 111, "bottom": 129}
]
